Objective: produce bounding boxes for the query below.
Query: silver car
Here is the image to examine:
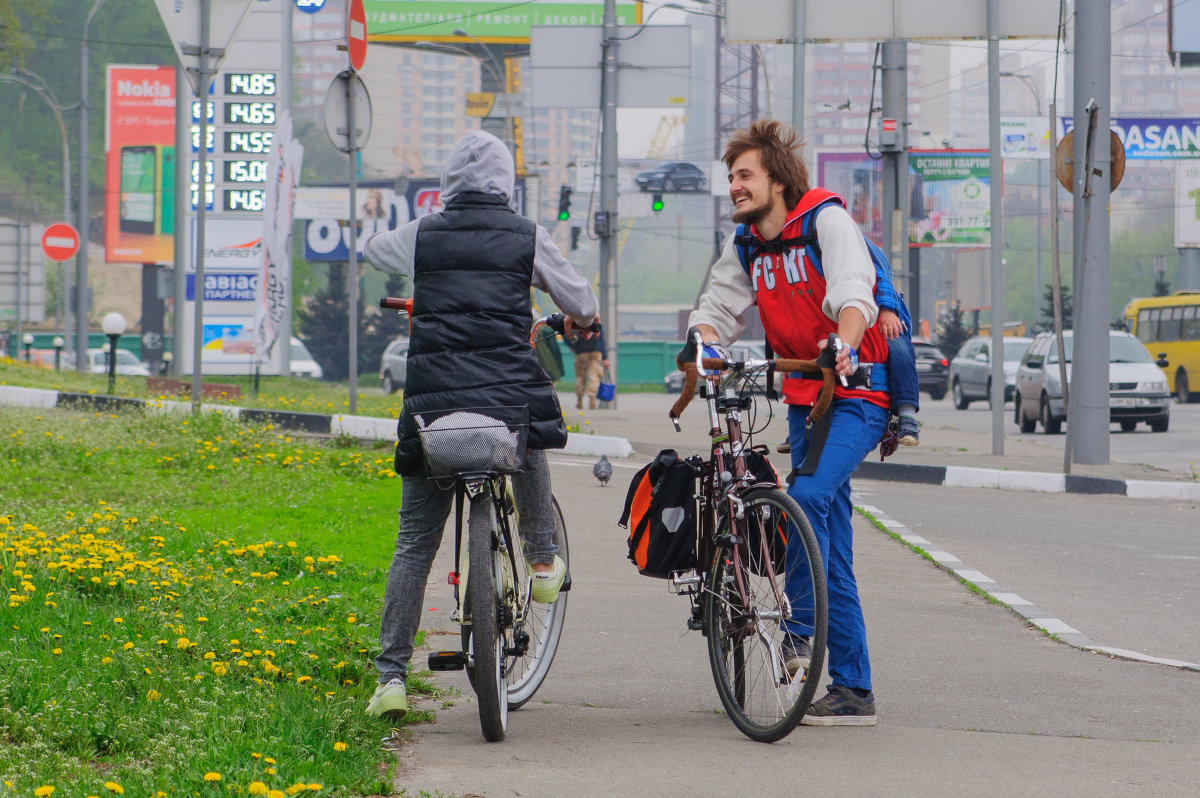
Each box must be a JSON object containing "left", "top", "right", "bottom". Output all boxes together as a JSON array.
[
  {"left": 379, "top": 338, "right": 410, "bottom": 394},
  {"left": 1013, "top": 330, "right": 1171, "bottom": 434},
  {"left": 949, "top": 336, "right": 1032, "bottom": 408}
]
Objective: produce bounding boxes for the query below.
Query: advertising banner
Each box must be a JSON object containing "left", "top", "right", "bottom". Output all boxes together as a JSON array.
[
  {"left": 908, "top": 150, "right": 991, "bottom": 246},
  {"left": 300, "top": 179, "right": 525, "bottom": 261},
  {"left": 816, "top": 152, "right": 884, "bottom": 243},
  {"left": 1061, "top": 117, "right": 1200, "bottom": 159},
  {"left": 105, "top": 65, "right": 177, "bottom": 264},
  {"left": 365, "top": 0, "right": 641, "bottom": 43},
  {"left": 1176, "top": 162, "right": 1200, "bottom": 248},
  {"left": 254, "top": 112, "right": 303, "bottom": 365},
  {"left": 1000, "top": 116, "right": 1051, "bottom": 160}
]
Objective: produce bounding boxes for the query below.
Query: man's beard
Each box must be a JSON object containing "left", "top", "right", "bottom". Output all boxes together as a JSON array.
[{"left": 731, "top": 193, "right": 772, "bottom": 225}]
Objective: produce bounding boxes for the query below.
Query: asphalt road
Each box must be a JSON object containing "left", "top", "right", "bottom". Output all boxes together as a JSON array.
[
  {"left": 390, "top": 450, "right": 1200, "bottom": 797},
  {"left": 919, "top": 393, "right": 1200, "bottom": 477}
]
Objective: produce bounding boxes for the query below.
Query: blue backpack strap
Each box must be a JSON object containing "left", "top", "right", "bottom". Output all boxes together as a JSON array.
[
  {"left": 733, "top": 223, "right": 754, "bottom": 275},
  {"left": 798, "top": 198, "right": 842, "bottom": 279}
]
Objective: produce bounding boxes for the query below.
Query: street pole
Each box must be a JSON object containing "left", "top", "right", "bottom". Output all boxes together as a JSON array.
[
  {"left": 280, "top": 0, "right": 293, "bottom": 376},
  {"left": 986, "top": 0, "right": 1005, "bottom": 455},
  {"left": 190, "top": 0, "right": 212, "bottom": 412},
  {"left": 78, "top": 0, "right": 107, "bottom": 371},
  {"left": 1000, "top": 72, "right": 1044, "bottom": 326},
  {"left": 347, "top": 70, "right": 359, "bottom": 414},
  {"left": 173, "top": 62, "right": 189, "bottom": 375},
  {"left": 879, "top": 41, "right": 907, "bottom": 286},
  {"left": 599, "top": 0, "right": 619, "bottom": 407},
  {"left": 1071, "top": 2, "right": 1112, "bottom": 465},
  {"left": 791, "top": 0, "right": 805, "bottom": 139}
]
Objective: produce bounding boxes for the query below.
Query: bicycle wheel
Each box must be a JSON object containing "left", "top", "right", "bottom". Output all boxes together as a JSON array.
[
  {"left": 506, "top": 495, "right": 569, "bottom": 708},
  {"left": 703, "top": 487, "right": 827, "bottom": 742},
  {"left": 466, "top": 491, "right": 508, "bottom": 741}
]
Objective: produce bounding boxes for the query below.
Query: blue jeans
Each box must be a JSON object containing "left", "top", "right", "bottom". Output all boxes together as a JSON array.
[
  {"left": 782, "top": 399, "right": 888, "bottom": 693},
  {"left": 888, "top": 334, "right": 919, "bottom": 411},
  {"left": 374, "top": 449, "right": 558, "bottom": 682}
]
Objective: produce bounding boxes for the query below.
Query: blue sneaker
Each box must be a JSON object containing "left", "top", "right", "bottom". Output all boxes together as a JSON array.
[{"left": 897, "top": 415, "right": 920, "bottom": 446}]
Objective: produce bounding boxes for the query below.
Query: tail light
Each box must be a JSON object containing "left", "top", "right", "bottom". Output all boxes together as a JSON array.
[{"left": 940, "top": 358, "right": 949, "bottom": 367}]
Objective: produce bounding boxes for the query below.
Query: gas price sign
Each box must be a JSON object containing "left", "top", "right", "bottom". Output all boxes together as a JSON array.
[{"left": 212, "top": 71, "right": 279, "bottom": 214}]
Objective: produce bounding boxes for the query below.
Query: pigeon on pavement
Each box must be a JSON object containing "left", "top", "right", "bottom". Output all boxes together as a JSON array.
[{"left": 593, "top": 454, "right": 612, "bottom": 487}]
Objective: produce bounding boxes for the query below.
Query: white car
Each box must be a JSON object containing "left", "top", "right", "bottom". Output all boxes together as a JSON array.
[
  {"left": 379, "top": 338, "right": 410, "bottom": 394},
  {"left": 64, "top": 348, "right": 151, "bottom": 377},
  {"left": 290, "top": 337, "right": 323, "bottom": 379}
]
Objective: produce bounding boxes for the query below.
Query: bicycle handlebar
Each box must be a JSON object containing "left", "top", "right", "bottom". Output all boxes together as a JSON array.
[{"left": 530, "top": 312, "right": 601, "bottom": 345}]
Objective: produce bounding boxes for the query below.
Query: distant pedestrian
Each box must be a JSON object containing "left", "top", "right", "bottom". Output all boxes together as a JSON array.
[{"left": 568, "top": 326, "right": 608, "bottom": 410}]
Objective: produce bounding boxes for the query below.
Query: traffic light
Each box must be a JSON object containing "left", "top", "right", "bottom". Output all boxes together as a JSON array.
[
  {"left": 651, "top": 192, "right": 664, "bottom": 212},
  {"left": 557, "top": 185, "right": 572, "bottom": 221},
  {"left": 570, "top": 226, "right": 581, "bottom": 250}
]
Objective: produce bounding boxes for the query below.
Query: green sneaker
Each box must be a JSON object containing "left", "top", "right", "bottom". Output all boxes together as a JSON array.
[
  {"left": 528, "top": 555, "right": 566, "bottom": 604},
  {"left": 366, "top": 678, "right": 408, "bottom": 720}
]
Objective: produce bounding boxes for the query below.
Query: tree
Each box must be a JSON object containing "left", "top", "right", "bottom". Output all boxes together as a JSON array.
[
  {"left": 937, "top": 301, "right": 973, "bottom": 360},
  {"left": 1153, "top": 272, "right": 1171, "bottom": 297},
  {"left": 0, "top": 3, "right": 48, "bottom": 72},
  {"left": 1039, "top": 283, "right": 1073, "bottom": 332},
  {"left": 297, "top": 263, "right": 353, "bottom": 381}
]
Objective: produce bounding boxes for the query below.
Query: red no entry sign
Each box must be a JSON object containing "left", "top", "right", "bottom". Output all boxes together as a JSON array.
[
  {"left": 42, "top": 222, "right": 80, "bottom": 262},
  {"left": 348, "top": 0, "right": 367, "bottom": 71}
]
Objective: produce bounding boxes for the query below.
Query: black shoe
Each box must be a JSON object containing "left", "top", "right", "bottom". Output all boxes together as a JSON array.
[
  {"left": 783, "top": 635, "right": 811, "bottom": 677},
  {"left": 800, "top": 684, "right": 877, "bottom": 726},
  {"left": 776, "top": 439, "right": 791, "bottom": 454}
]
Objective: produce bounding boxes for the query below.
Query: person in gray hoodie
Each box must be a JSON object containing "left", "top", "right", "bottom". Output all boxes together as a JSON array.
[{"left": 362, "top": 130, "right": 599, "bottom": 720}]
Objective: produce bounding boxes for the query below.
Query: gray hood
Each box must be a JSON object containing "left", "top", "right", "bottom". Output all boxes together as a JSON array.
[{"left": 441, "top": 130, "right": 514, "bottom": 204}]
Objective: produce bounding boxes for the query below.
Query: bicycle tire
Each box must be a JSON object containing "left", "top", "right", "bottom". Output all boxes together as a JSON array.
[
  {"left": 467, "top": 491, "right": 508, "bottom": 741},
  {"left": 703, "top": 487, "right": 827, "bottom": 742},
  {"left": 506, "top": 495, "right": 569, "bottom": 708}
]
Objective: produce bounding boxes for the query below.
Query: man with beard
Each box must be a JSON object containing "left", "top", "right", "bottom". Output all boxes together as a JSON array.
[{"left": 684, "top": 119, "right": 889, "bottom": 726}]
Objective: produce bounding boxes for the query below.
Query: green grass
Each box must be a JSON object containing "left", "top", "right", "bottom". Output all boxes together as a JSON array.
[{"left": 1, "top": 404, "right": 433, "bottom": 796}]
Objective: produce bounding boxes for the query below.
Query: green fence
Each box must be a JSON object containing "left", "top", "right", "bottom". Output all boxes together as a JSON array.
[{"left": 558, "top": 340, "right": 678, "bottom": 386}]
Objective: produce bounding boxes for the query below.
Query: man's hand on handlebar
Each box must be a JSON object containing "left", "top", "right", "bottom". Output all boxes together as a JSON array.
[
  {"left": 564, "top": 313, "right": 602, "bottom": 340},
  {"left": 817, "top": 334, "right": 859, "bottom": 380}
]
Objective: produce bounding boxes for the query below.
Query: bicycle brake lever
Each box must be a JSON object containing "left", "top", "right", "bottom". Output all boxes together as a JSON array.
[{"left": 669, "top": 412, "right": 681, "bottom": 432}]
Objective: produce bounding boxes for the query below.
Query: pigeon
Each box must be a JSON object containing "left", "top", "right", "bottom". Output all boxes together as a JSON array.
[{"left": 593, "top": 454, "right": 613, "bottom": 487}]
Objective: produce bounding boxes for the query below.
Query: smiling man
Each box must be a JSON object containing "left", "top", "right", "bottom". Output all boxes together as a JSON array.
[{"left": 685, "top": 119, "right": 890, "bottom": 726}]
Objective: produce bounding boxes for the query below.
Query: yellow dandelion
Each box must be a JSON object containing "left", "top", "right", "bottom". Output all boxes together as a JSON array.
[
  {"left": 101, "top": 656, "right": 113, "bottom": 665},
  {"left": 52, "top": 648, "right": 62, "bottom": 655},
  {"left": 34, "top": 786, "right": 55, "bottom": 797},
  {"left": 113, "top": 617, "right": 123, "bottom": 624},
  {"left": 123, "top": 642, "right": 135, "bottom": 650},
  {"left": 306, "top": 785, "right": 321, "bottom": 791},
  {"left": 248, "top": 783, "right": 268, "bottom": 796},
  {"left": 176, "top": 637, "right": 190, "bottom": 650},
  {"left": 203, "top": 651, "right": 216, "bottom": 660},
  {"left": 346, "top": 615, "right": 356, "bottom": 624},
  {"left": 203, "top": 772, "right": 221, "bottom": 782},
  {"left": 104, "top": 783, "right": 125, "bottom": 795},
  {"left": 146, "top": 689, "right": 161, "bottom": 702},
  {"left": 333, "top": 741, "right": 347, "bottom": 752},
  {"left": 269, "top": 792, "right": 287, "bottom": 798},
  {"left": 265, "top": 757, "right": 276, "bottom": 765}
]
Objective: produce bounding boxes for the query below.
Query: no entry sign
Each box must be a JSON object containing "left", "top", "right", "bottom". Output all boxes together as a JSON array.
[
  {"left": 348, "top": 0, "right": 367, "bottom": 71},
  {"left": 42, "top": 222, "right": 80, "bottom": 262}
]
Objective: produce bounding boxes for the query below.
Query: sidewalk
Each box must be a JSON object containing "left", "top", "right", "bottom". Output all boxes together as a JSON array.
[{"left": 565, "top": 391, "right": 1200, "bottom": 500}]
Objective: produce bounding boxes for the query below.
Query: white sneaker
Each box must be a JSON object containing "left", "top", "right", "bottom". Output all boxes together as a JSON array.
[
  {"left": 365, "top": 677, "right": 408, "bottom": 720},
  {"left": 528, "top": 555, "right": 566, "bottom": 603}
]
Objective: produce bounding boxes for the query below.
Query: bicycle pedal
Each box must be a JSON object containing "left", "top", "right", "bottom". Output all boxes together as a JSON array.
[
  {"left": 427, "top": 650, "right": 467, "bottom": 671},
  {"left": 560, "top": 572, "right": 572, "bottom": 593},
  {"left": 686, "top": 617, "right": 704, "bottom": 631}
]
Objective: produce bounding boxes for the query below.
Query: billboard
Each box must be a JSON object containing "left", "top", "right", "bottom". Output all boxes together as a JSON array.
[
  {"left": 1176, "top": 162, "right": 1200, "bottom": 248},
  {"left": 816, "top": 152, "right": 884, "bottom": 243},
  {"left": 908, "top": 150, "right": 991, "bottom": 246},
  {"left": 105, "top": 65, "right": 177, "bottom": 264},
  {"left": 1061, "top": 117, "right": 1200, "bottom": 160},
  {"left": 365, "top": 0, "right": 641, "bottom": 43}
]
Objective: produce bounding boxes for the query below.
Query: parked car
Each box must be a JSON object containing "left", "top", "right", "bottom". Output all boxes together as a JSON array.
[
  {"left": 1013, "top": 330, "right": 1171, "bottom": 434},
  {"left": 913, "top": 340, "right": 949, "bottom": 401},
  {"left": 635, "top": 161, "right": 707, "bottom": 192},
  {"left": 379, "top": 337, "right": 410, "bottom": 394},
  {"left": 949, "top": 335, "right": 1033, "bottom": 408},
  {"left": 664, "top": 341, "right": 770, "bottom": 394},
  {"left": 290, "top": 337, "right": 323, "bottom": 379},
  {"left": 64, "top": 348, "right": 151, "bottom": 377}
]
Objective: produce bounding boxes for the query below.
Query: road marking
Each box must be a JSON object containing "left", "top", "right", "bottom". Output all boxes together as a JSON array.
[{"left": 855, "top": 496, "right": 1200, "bottom": 674}]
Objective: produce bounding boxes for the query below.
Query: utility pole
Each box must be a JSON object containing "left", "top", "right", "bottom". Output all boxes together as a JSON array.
[
  {"left": 279, "top": 0, "right": 293, "bottom": 376},
  {"left": 78, "top": 0, "right": 108, "bottom": 369},
  {"left": 190, "top": 0, "right": 213, "bottom": 412},
  {"left": 790, "top": 0, "right": 805, "bottom": 139},
  {"left": 879, "top": 41, "right": 907, "bottom": 293},
  {"left": 1071, "top": 2, "right": 1112, "bottom": 465},
  {"left": 986, "top": 0, "right": 1005, "bottom": 455},
  {"left": 598, "top": 0, "right": 619, "bottom": 406}
]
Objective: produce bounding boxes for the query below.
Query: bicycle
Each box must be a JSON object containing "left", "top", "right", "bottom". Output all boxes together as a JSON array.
[
  {"left": 379, "top": 298, "right": 589, "bottom": 742},
  {"left": 665, "top": 331, "right": 837, "bottom": 742}
]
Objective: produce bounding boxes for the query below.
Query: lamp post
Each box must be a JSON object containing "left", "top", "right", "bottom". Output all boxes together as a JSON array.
[
  {"left": 22, "top": 333, "right": 34, "bottom": 363},
  {"left": 160, "top": 350, "right": 173, "bottom": 376},
  {"left": 102, "top": 312, "right": 126, "bottom": 394},
  {"left": 53, "top": 336, "right": 64, "bottom": 370},
  {"left": 1000, "top": 71, "right": 1044, "bottom": 326},
  {"left": 79, "top": 0, "right": 109, "bottom": 371}
]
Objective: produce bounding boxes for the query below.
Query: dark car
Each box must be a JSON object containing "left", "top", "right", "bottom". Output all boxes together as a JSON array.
[
  {"left": 635, "top": 161, "right": 707, "bottom": 192},
  {"left": 913, "top": 341, "right": 949, "bottom": 400}
]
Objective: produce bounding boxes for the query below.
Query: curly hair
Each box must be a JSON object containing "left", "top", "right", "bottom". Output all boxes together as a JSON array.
[{"left": 722, "top": 119, "right": 810, "bottom": 209}]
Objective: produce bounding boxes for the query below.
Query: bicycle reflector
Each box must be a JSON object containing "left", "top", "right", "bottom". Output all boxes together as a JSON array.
[
  {"left": 651, "top": 192, "right": 664, "bottom": 212},
  {"left": 557, "top": 185, "right": 572, "bottom": 221}
]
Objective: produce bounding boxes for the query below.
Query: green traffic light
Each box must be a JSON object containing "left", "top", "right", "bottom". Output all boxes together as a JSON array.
[
  {"left": 651, "top": 193, "right": 664, "bottom": 212},
  {"left": 558, "top": 210, "right": 569, "bottom": 221}
]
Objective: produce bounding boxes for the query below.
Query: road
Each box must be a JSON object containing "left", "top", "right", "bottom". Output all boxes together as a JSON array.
[
  {"left": 390, "top": 449, "right": 1200, "bottom": 797},
  {"left": 918, "top": 393, "right": 1200, "bottom": 477}
]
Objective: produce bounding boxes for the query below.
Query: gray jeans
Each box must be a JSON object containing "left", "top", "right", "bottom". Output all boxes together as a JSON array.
[{"left": 375, "top": 449, "right": 558, "bottom": 682}]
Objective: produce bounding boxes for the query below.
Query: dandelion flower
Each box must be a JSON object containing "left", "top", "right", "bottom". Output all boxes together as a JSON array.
[
  {"left": 176, "top": 637, "right": 190, "bottom": 650},
  {"left": 146, "top": 689, "right": 161, "bottom": 702},
  {"left": 268, "top": 792, "right": 287, "bottom": 798},
  {"left": 123, "top": 642, "right": 135, "bottom": 650},
  {"left": 104, "top": 783, "right": 124, "bottom": 795},
  {"left": 306, "top": 785, "right": 321, "bottom": 791},
  {"left": 248, "top": 783, "right": 268, "bottom": 795},
  {"left": 34, "top": 786, "right": 55, "bottom": 797},
  {"left": 333, "top": 741, "right": 347, "bottom": 752},
  {"left": 203, "top": 772, "right": 221, "bottom": 782}
]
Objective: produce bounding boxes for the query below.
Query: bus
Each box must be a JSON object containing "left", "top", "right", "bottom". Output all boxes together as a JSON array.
[{"left": 1123, "top": 292, "right": 1200, "bottom": 403}]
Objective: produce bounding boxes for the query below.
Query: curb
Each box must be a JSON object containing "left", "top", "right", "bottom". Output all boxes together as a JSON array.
[
  {"left": 2, "top": 385, "right": 634, "bottom": 460},
  {"left": 852, "top": 459, "right": 1200, "bottom": 501}
]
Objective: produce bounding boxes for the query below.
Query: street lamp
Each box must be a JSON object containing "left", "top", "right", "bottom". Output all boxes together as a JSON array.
[
  {"left": 102, "top": 312, "right": 126, "bottom": 394},
  {"left": 53, "top": 336, "right": 64, "bottom": 371},
  {"left": 160, "top": 350, "right": 173, "bottom": 376},
  {"left": 22, "top": 333, "right": 34, "bottom": 363},
  {"left": 1000, "top": 71, "right": 1045, "bottom": 327}
]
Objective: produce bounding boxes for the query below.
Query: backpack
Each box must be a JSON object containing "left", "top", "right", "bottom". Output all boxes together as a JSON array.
[
  {"left": 733, "top": 197, "right": 912, "bottom": 334},
  {"left": 741, "top": 450, "right": 788, "bottom": 577},
  {"left": 618, "top": 449, "right": 699, "bottom": 578}
]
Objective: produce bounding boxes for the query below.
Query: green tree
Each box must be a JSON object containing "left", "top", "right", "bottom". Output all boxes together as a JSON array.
[
  {"left": 936, "top": 301, "right": 973, "bottom": 360},
  {"left": 297, "top": 262, "right": 353, "bottom": 381},
  {"left": 0, "top": 2, "right": 48, "bottom": 72},
  {"left": 1153, "top": 272, "right": 1171, "bottom": 297},
  {"left": 1039, "top": 283, "right": 1073, "bottom": 332}
]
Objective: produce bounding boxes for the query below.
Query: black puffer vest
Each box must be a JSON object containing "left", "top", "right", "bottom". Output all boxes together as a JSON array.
[{"left": 393, "top": 192, "right": 567, "bottom": 476}]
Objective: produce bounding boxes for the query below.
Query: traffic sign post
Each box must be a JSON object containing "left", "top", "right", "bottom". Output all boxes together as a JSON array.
[
  {"left": 348, "top": 0, "right": 367, "bottom": 72},
  {"left": 42, "top": 223, "right": 80, "bottom": 262}
]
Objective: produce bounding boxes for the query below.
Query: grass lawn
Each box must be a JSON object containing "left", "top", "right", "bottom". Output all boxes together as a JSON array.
[{"left": 0, "top": 402, "right": 436, "bottom": 796}]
